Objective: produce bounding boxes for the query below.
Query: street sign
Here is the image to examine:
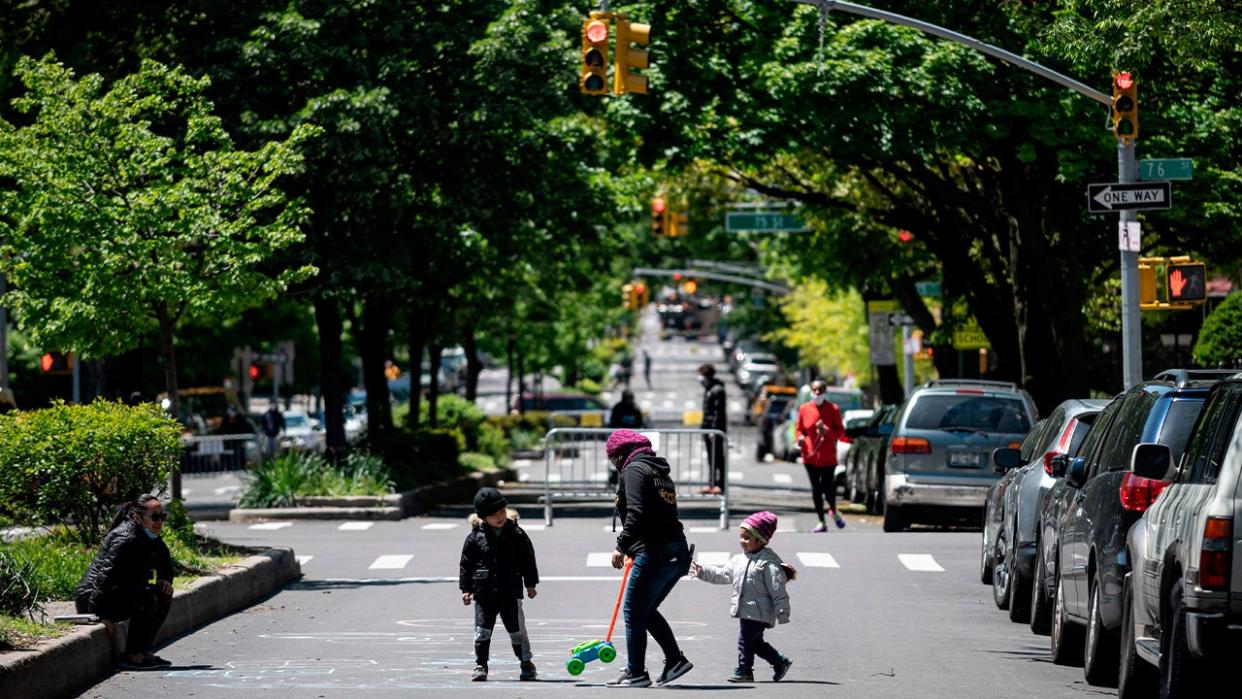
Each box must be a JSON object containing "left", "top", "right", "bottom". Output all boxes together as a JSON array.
[
  {"left": 1086, "top": 181, "right": 1172, "bottom": 213},
  {"left": 1118, "top": 220, "right": 1141, "bottom": 252},
  {"left": 953, "top": 320, "right": 990, "bottom": 350},
  {"left": 866, "top": 300, "right": 897, "bottom": 366},
  {"left": 887, "top": 313, "right": 915, "bottom": 327},
  {"left": 725, "top": 212, "right": 809, "bottom": 233},
  {"left": 1139, "top": 158, "right": 1193, "bottom": 181},
  {"left": 914, "top": 280, "right": 941, "bottom": 297}
]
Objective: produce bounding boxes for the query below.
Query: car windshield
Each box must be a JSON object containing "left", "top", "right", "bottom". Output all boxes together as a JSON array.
[
  {"left": 906, "top": 394, "right": 1031, "bottom": 433},
  {"left": 285, "top": 414, "right": 308, "bottom": 428},
  {"left": 1157, "top": 398, "right": 1206, "bottom": 463}
]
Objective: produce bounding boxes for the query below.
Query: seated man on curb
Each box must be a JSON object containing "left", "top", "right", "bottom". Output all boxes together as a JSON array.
[{"left": 75, "top": 494, "right": 175, "bottom": 670}]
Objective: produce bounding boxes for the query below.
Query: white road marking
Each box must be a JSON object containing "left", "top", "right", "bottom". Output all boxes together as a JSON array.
[
  {"left": 420, "top": 523, "right": 457, "bottom": 530},
  {"left": 519, "top": 472, "right": 531, "bottom": 482},
  {"left": 522, "top": 524, "right": 546, "bottom": 532},
  {"left": 586, "top": 553, "right": 614, "bottom": 567},
  {"left": 684, "top": 470, "right": 702, "bottom": 479},
  {"left": 213, "top": 485, "right": 243, "bottom": 495},
  {"left": 773, "top": 473, "right": 793, "bottom": 485},
  {"left": 317, "top": 576, "right": 625, "bottom": 584},
  {"left": 549, "top": 474, "right": 563, "bottom": 483},
  {"left": 249, "top": 522, "right": 292, "bottom": 530},
  {"left": 729, "top": 472, "right": 745, "bottom": 481},
  {"left": 666, "top": 392, "right": 677, "bottom": 399},
  {"left": 697, "top": 552, "right": 732, "bottom": 566},
  {"left": 662, "top": 400, "right": 675, "bottom": 409},
  {"left": 683, "top": 401, "right": 696, "bottom": 409},
  {"left": 512, "top": 459, "right": 532, "bottom": 468},
  {"left": 688, "top": 526, "right": 719, "bottom": 533},
  {"left": 589, "top": 472, "right": 610, "bottom": 482},
  {"left": 797, "top": 552, "right": 840, "bottom": 568},
  {"left": 369, "top": 555, "right": 413, "bottom": 570},
  {"left": 296, "top": 555, "right": 313, "bottom": 566},
  {"left": 338, "top": 521, "right": 373, "bottom": 531},
  {"left": 899, "top": 554, "right": 945, "bottom": 572},
  {"left": 182, "top": 489, "right": 193, "bottom": 497}
]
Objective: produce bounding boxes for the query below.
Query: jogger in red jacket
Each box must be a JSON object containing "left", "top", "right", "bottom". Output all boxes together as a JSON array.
[{"left": 795, "top": 380, "right": 846, "bottom": 532}]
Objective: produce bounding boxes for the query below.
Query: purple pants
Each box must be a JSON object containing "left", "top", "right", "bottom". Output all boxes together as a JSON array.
[{"left": 738, "top": 619, "right": 782, "bottom": 669}]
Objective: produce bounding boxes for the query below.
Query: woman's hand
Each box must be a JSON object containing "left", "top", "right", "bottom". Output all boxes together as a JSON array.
[
  {"left": 462, "top": 592, "right": 473, "bottom": 606},
  {"left": 611, "top": 550, "right": 626, "bottom": 569},
  {"left": 526, "top": 586, "right": 538, "bottom": 599},
  {"left": 688, "top": 561, "right": 702, "bottom": 578}
]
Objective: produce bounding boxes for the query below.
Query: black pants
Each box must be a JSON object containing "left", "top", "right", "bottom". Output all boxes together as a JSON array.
[
  {"left": 738, "top": 619, "right": 783, "bottom": 670},
  {"left": 76, "top": 585, "right": 172, "bottom": 655},
  {"left": 804, "top": 465, "right": 836, "bottom": 523},
  {"left": 704, "top": 433, "right": 727, "bottom": 489},
  {"left": 473, "top": 596, "right": 531, "bottom": 665}
]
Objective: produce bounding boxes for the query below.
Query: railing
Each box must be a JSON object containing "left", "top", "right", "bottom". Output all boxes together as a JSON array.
[{"left": 180, "top": 434, "right": 261, "bottom": 474}]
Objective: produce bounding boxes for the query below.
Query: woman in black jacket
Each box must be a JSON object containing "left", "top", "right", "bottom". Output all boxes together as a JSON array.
[{"left": 75, "top": 494, "right": 175, "bottom": 670}]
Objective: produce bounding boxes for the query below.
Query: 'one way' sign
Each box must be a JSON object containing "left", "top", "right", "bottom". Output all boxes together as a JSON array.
[{"left": 1086, "top": 181, "right": 1172, "bottom": 214}]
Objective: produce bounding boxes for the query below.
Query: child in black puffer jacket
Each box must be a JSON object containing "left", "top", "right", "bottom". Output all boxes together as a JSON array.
[{"left": 459, "top": 487, "right": 539, "bottom": 682}]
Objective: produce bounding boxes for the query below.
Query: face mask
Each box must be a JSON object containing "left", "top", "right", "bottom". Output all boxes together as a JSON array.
[
  {"left": 699, "top": 376, "right": 709, "bottom": 387},
  {"left": 813, "top": 394, "right": 826, "bottom": 405},
  {"left": 143, "top": 527, "right": 159, "bottom": 539}
]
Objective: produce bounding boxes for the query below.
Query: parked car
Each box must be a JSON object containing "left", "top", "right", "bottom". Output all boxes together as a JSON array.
[
  {"left": 983, "top": 400, "right": 1107, "bottom": 627},
  {"left": 747, "top": 384, "right": 798, "bottom": 426},
  {"left": 771, "top": 399, "right": 800, "bottom": 463},
  {"left": 278, "top": 408, "right": 325, "bottom": 452},
  {"left": 1121, "top": 372, "right": 1242, "bottom": 697},
  {"left": 837, "top": 409, "right": 875, "bottom": 466},
  {"left": 1049, "top": 369, "right": 1225, "bottom": 686},
  {"left": 845, "top": 404, "right": 899, "bottom": 514},
  {"left": 881, "top": 380, "right": 1036, "bottom": 532},
  {"left": 736, "top": 354, "right": 781, "bottom": 391},
  {"left": 511, "top": 392, "right": 609, "bottom": 413},
  {"left": 755, "top": 395, "right": 796, "bottom": 461},
  {"left": 728, "top": 339, "right": 767, "bottom": 371}
]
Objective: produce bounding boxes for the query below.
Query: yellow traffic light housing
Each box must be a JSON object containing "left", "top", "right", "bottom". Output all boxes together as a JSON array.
[
  {"left": 614, "top": 16, "right": 650, "bottom": 95},
  {"left": 1112, "top": 71, "right": 1138, "bottom": 142},
  {"left": 669, "top": 210, "right": 689, "bottom": 237},
  {"left": 621, "top": 282, "right": 634, "bottom": 308},
  {"left": 651, "top": 197, "right": 667, "bottom": 236},
  {"left": 580, "top": 14, "right": 610, "bottom": 96}
]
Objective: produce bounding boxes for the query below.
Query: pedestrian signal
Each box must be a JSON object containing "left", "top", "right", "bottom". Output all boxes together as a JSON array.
[
  {"left": 40, "top": 352, "right": 71, "bottom": 374},
  {"left": 1112, "top": 71, "right": 1138, "bottom": 142},
  {"left": 614, "top": 16, "right": 650, "bottom": 95},
  {"left": 580, "top": 15, "right": 610, "bottom": 96},
  {"left": 1167, "top": 262, "right": 1206, "bottom": 302}
]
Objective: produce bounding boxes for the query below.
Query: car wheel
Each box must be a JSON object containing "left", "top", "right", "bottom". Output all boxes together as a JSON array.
[
  {"left": 1029, "top": 543, "right": 1052, "bottom": 636},
  {"left": 1007, "top": 522, "right": 1032, "bottom": 623},
  {"left": 1051, "top": 572, "right": 1084, "bottom": 666},
  {"left": 1117, "top": 575, "right": 1156, "bottom": 699},
  {"left": 1084, "top": 577, "right": 1120, "bottom": 686},
  {"left": 991, "top": 524, "right": 1011, "bottom": 609},
  {"left": 864, "top": 488, "right": 878, "bottom": 514},
  {"left": 882, "top": 498, "right": 905, "bottom": 533},
  {"left": 1158, "top": 580, "right": 1201, "bottom": 698},
  {"left": 980, "top": 523, "right": 994, "bottom": 585}
]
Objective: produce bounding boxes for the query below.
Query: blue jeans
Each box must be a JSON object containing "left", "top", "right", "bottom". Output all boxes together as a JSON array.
[{"left": 623, "top": 540, "right": 690, "bottom": 675}]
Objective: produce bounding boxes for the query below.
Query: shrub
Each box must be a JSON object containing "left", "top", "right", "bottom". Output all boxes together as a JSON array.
[
  {"left": 0, "top": 551, "right": 44, "bottom": 619},
  {"left": 509, "top": 429, "right": 544, "bottom": 452},
  {"left": 459, "top": 452, "right": 497, "bottom": 473},
  {"left": 239, "top": 451, "right": 394, "bottom": 507},
  {"left": 477, "top": 421, "right": 509, "bottom": 464},
  {"left": 574, "top": 378, "right": 602, "bottom": 396},
  {"left": 0, "top": 401, "right": 181, "bottom": 543},
  {"left": 1195, "top": 292, "right": 1242, "bottom": 366}
]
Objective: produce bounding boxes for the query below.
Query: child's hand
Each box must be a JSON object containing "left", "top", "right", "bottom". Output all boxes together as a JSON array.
[
  {"left": 688, "top": 561, "right": 702, "bottom": 578},
  {"left": 462, "top": 592, "right": 472, "bottom": 606},
  {"left": 526, "top": 586, "right": 538, "bottom": 599}
]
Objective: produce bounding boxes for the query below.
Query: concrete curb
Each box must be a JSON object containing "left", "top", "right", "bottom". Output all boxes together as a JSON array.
[
  {"left": 0, "top": 547, "right": 300, "bottom": 699},
  {"left": 225, "top": 467, "right": 517, "bottom": 521}
]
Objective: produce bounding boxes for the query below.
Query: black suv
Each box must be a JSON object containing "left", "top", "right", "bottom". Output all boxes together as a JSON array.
[{"left": 1049, "top": 370, "right": 1232, "bottom": 686}]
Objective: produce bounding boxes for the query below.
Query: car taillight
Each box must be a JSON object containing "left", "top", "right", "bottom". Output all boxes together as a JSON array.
[
  {"left": 1200, "top": 516, "right": 1233, "bottom": 591},
  {"left": 1118, "top": 471, "right": 1171, "bottom": 513},
  {"left": 891, "top": 437, "right": 931, "bottom": 454}
]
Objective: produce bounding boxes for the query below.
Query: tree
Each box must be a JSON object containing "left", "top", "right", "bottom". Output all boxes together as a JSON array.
[
  {"left": 769, "top": 279, "right": 870, "bottom": 381},
  {"left": 1194, "top": 294, "right": 1242, "bottom": 367},
  {"left": 0, "top": 55, "right": 316, "bottom": 495}
]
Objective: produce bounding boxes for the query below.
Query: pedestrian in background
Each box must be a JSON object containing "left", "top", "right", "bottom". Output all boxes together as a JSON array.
[
  {"left": 75, "top": 494, "right": 175, "bottom": 670},
  {"left": 796, "top": 380, "right": 846, "bottom": 532},
  {"left": 459, "top": 487, "right": 539, "bottom": 682},
  {"left": 260, "top": 403, "right": 285, "bottom": 457},
  {"left": 605, "top": 429, "right": 694, "bottom": 688},
  {"left": 609, "top": 390, "right": 645, "bottom": 429},
  {"left": 690, "top": 511, "right": 795, "bottom": 683},
  {"left": 699, "top": 363, "right": 727, "bottom": 494},
  {"left": 643, "top": 348, "right": 652, "bottom": 389}
]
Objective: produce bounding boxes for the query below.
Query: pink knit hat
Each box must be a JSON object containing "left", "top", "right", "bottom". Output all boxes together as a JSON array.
[
  {"left": 605, "top": 429, "right": 651, "bottom": 458},
  {"left": 740, "top": 511, "right": 778, "bottom": 545}
]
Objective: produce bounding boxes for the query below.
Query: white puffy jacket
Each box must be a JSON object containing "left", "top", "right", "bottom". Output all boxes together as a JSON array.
[{"left": 696, "top": 547, "right": 791, "bottom": 628}]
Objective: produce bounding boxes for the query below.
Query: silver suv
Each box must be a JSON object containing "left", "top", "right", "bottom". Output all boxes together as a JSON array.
[
  {"left": 883, "top": 379, "right": 1036, "bottom": 532},
  {"left": 1121, "top": 373, "right": 1242, "bottom": 697}
]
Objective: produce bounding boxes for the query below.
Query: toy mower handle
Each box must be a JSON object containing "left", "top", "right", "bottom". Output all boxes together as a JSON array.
[{"left": 605, "top": 558, "right": 634, "bottom": 643}]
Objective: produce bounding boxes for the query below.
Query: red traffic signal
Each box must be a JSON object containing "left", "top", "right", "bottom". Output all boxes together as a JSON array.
[
  {"left": 40, "top": 352, "right": 72, "bottom": 374},
  {"left": 651, "top": 197, "right": 668, "bottom": 236},
  {"left": 1167, "top": 263, "right": 1206, "bottom": 302},
  {"left": 248, "top": 363, "right": 261, "bottom": 380}
]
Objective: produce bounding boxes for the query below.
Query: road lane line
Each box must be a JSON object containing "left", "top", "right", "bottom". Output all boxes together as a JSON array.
[
  {"left": 338, "top": 522, "right": 373, "bottom": 531},
  {"left": 797, "top": 552, "right": 840, "bottom": 568},
  {"left": 296, "top": 555, "right": 313, "bottom": 566},
  {"left": 773, "top": 473, "right": 793, "bottom": 485},
  {"left": 420, "top": 523, "right": 457, "bottom": 530},
  {"left": 369, "top": 555, "right": 413, "bottom": 570},
  {"left": 311, "top": 576, "right": 626, "bottom": 584},
  {"left": 586, "top": 553, "right": 614, "bottom": 567},
  {"left": 898, "top": 554, "right": 945, "bottom": 572},
  {"left": 728, "top": 472, "right": 745, "bottom": 481},
  {"left": 522, "top": 524, "right": 546, "bottom": 531},
  {"left": 248, "top": 522, "right": 292, "bottom": 530}
]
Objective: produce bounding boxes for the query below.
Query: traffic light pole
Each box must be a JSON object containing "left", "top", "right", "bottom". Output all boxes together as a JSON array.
[{"left": 792, "top": 0, "right": 1146, "bottom": 386}]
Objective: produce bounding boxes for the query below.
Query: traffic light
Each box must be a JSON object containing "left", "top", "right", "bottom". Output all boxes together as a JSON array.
[
  {"left": 669, "top": 209, "right": 689, "bottom": 237},
  {"left": 248, "top": 363, "right": 260, "bottom": 380},
  {"left": 622, "top": 282, "right": 634, "bottom": 308},
  {"left": 1167, "top": 262, "right": 1206, "bottom": 303},
  {"left": 1138, "top": 263, "right": 1157, "bottom": 305},
  {"left": 682, "top": 279, "right": 698, "bottom": 295},
  {"left": 580, "top": 14, "right": 610, "bottom": 96},
  {"left": 651, "top": 197, "right": 667, "bottom": 236},
  {"left": 1112, "top": 71, "right": 1138, "bottom": 142},
  {"left": 631, "top": 282, "right": 648, "bottom": 310},
  {"left": 614, "top": 16, "right": 650, "bottom": 95},
  {"left": 39, "top": 352, "right": 71, "bottom": 374}
]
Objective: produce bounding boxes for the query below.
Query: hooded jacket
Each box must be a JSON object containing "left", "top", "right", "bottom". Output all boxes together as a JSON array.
[
  {"left": 696, "top": 547, "right": 791, "bottom": 628},
  {"left": 75, "top": 520, "right": 174, "bottom": 611},
  {"left": 796, "top": 399, "right": 845, "bottom": 467},
  {"left": 615, "top": 454, "right": 685, "bottom": 556},
  {"left": 702, "top": 377, "right": 728, "bottom": 432},
  {"left": 459, "top": 509, "right": 539, "bottom": 599}
]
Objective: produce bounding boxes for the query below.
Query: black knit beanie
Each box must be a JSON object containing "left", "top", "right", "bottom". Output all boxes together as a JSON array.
[{"left": 474, "top": 487, "right": 507, "bottom": 517}]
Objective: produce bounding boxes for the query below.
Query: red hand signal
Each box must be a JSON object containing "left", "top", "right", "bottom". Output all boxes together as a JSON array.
[{"left": 1170, "top": 269, "right": 1187, "bottom": 297}]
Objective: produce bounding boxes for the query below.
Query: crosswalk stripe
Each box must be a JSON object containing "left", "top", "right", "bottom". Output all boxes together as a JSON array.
[
  {"left": 522, "top": 524, "right": 546, "bottom": 532},
  {"left": 296, "top": 555, "right": 313, "bottom": 566},
  {"left": 519, "top": 472, "right": 531, "bottom": 482},
  {"left": 697, "top": 552, "right": 731, "bottom": 566},
  {"left": 369, "top": 554, "right": 413, "bottom": 570},
  {"left": 688, "top": 526, "right": 719, "bottom": 533},
  {"left": 773, "top": 473, "right": 793, "bottom": 485},
  {"left": 421, "top": 523, "right": 457, "bottom": 530},
  {"left": 249, "top": 522, "right": 292, "bottom": 530},
  {"left": 898, "top": 554, "right": 944, "bottom": 572},
  {"left": 338, "top": 521, "right": 373, "bottom": 531},
  {"left": 728, "top": 472, "right": 745, "bottom": 481},
  {"left": 797, "top": 552, "right": 840, "bottom": 568},
  {"left": 586, "top": 553, "right": 614, "bottom": 567}
]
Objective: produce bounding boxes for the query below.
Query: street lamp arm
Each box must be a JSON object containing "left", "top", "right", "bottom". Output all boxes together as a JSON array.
[{"left": 792, "top": 0, "right": 1112, "bottom": 107}]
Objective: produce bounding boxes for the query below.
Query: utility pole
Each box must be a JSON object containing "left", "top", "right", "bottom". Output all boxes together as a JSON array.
[{"left": 793, "top": 0, "right": 1145, "bottom": 387}]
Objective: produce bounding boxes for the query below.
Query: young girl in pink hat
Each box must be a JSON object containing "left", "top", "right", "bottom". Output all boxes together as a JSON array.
[{"left": 689, "top": 511, "right": 796, "bottom": 683}]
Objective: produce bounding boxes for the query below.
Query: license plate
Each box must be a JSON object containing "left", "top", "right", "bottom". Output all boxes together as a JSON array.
[{"left": 948, "top": 451, "right": 979, "bottom": 467}]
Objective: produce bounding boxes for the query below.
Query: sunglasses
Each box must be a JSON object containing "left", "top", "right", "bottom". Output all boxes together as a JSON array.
[{"left": 146, "top": 512, "right": 168, "bottom": 522}]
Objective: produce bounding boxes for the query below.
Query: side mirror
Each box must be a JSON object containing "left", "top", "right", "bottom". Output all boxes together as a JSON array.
[
  {"left": 1065, "top": 456, "right": 1088, "bottom": 489},
  {"left": 878, "top": 424, "right": 894, "bottom": 437},
  {"left": 1049, "top": 454, "right": 1070, "bottom": 478},
  {"left": 846, "top": 426, "right": 866, "bottom": 440},
  {"left": 1131, "top": 443, "right": 1173, "bottom": 481},
  {"left": 991, "top": 447, "right": 1023, "bottom": 474}
]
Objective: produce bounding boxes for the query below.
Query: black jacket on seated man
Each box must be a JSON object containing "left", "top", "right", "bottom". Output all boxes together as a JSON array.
[{"left": 75, "top": 519, "right": 174, "bottom": 619}]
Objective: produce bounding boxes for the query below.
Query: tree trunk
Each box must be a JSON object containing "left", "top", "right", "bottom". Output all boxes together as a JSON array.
[
  {"left": 428, "top": 343, "right": 442, "bottom": 429},
  {"left": 357, "top": 297, "right": 393, "bottom": 440},
  {"left": 313, "top": 295, "right": 348, "bottom": 451},
  {"left": 407, "top": 310, "right": 425, "bottom": 432},
  {"left": 505, "top": 335, "right": 515, "bottom": 414},
  {"left": 462, "top": 321, "right": 483, "bottom": 402},
  {"left": 154, "top": 304, "right": 182, "bottom": 501}
]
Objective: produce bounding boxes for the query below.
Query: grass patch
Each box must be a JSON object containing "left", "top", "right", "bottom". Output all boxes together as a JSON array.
[
  {"left": 239, "top": 451, "right": 394, "bottom": 508},
  {"left": 0, "top": 614, "right": 70, "bottom": 650}
]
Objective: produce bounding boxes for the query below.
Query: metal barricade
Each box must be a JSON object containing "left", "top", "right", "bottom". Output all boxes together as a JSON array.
[
  {"left": 180, "top": 434, "right": 261, "bottom": 474},
  {"left": 542, "top": 427, "right": 729, "bottom": 529}
]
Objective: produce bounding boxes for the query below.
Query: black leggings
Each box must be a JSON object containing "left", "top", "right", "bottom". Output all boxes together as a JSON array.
[
  {"left": 77, "top": 585, "right": 172, "bottom": 655},
  {"left": 804, "top": 465, "right": 836, "bottom": 523}
]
